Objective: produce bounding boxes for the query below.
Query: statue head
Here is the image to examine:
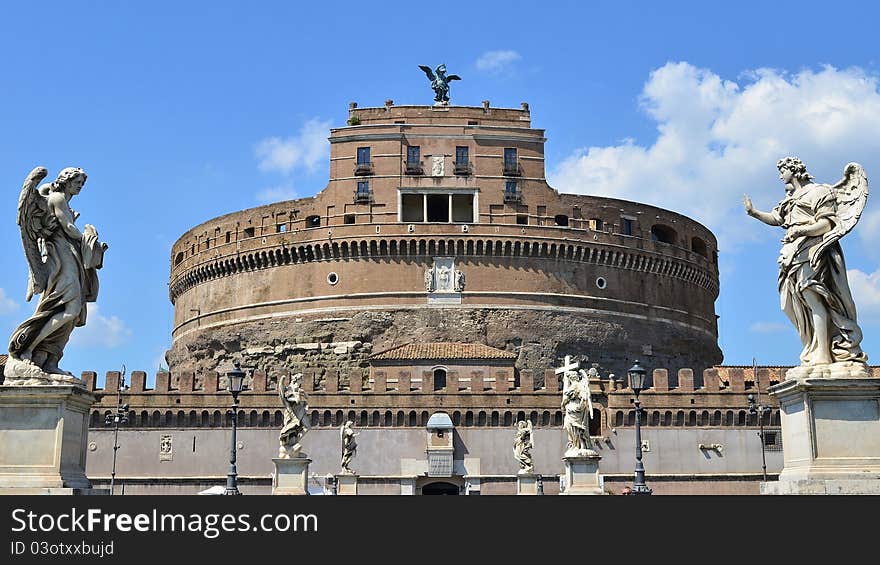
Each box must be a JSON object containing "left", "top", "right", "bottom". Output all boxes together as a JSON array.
[
  {"left": 777, "top": 156, "right": 813, "bottom": 185},
  {"left": 437, "top": 64, "right": 447, "bottom": 76},
  {"left": 52, "top": 167, "right": 87, "bottom": 194}
]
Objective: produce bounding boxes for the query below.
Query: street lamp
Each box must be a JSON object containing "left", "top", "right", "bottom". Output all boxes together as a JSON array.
[
  {"left": 225, "top": 361, "right": 247, "bottom": 495},
  {"left": 104, "top": 366, "right": 129, "bottom": 496},
  {"left": 628, "top": 360, "right": 652, "bottom": 495},
  {"left": 747, "top": 393, "right": 771, "bottom": 482}
]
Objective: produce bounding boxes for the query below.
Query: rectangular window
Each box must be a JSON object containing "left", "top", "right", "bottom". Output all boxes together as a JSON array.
[
  {"left": 401, "top": 194, "right": 424, "bottom": 222},
  {"left": 588, "top": 219, "right": 603, "bottom": 231},
  {"left": 455, "top": 146, "right": 469, "bottom": 164},
  {"left": 357, "top": 181, "right": 370, "bottom": 197},
  {"left": 452, "top": 194, "right": 474, "bottom": 223},
  {"left": 407, "top": 146, "right": 420, "bottom": 163},
  {"left": 344, "top": 214, "right": 356, "bottom": 225},
  {"left": 516, "top": 214, "right": 528, "bottom": 225},
  {"left": 426, "top": 194, "right": 449, "bottom": 222},
  {"left": 356, "top": 147, "right": 370, "bottom": 164},
  {"left": 622, "top": 218, "right": 634, "bottom": 236},
  {"left": 504, "top": 147, "right": 517, "bottom": 165},
  {"left": 505, "top": 181, "right": 518, "bottom": 199},
  {"left": 243, "top": 227, "right": 255, "bottom": 238}
]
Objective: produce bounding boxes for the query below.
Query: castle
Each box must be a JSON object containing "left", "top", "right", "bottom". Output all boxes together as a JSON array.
[{"left": 24, "top": 99, "right": 836, "bottom": 494}]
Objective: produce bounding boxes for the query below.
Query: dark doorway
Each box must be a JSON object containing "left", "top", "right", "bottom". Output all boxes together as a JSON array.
[{"left": 422, "top": 482, "right": 459, "bottom": 495}]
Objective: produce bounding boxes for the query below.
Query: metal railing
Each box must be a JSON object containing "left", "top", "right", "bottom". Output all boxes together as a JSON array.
[
  {"left": 405, "top": 160, "right": 423, "bottom": 175},
  {"left": 503, "top": 161, "right": 522, "bottom": 176},
  {"left": 453, "top": 161, "right": 473, "bottom": 175},
  {"left": 354, "top": 161, "right": 373, "bottom": 175}
]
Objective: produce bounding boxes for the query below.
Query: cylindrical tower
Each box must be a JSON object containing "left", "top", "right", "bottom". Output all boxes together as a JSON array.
[{"left": 167, "top": 102, "right": 721, "bottom": 384}]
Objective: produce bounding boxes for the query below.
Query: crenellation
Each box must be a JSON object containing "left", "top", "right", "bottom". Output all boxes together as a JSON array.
[
  {"left": 325, "top": 370, "right": 339, "bottom": 393},
  {"left": 252, "top": 370, "right": 267, "bottom": 392},
  {"left": 179, "top": 371, "right": 194, "bottom": 392},
  {"left": 372, "top": 370, "right": 386, "bottom": 393},
  {"left": 398, "top": 371, "right": 411, "bottom": 392},
  {"left": 703, "top": 368, "right": 720, "bottom": 391},
  {"left": 520, "top": 370, "right": 534, "bottom": 392},
  {"left": 155, "top": 371, "right": 170, "bottom": 393},
  {"left": 350, "top": 372, "right": 363, "bottom": 393},
  {"left": 728, "top": 368, "right": 745, "bottom": 392},
  {"left": 105, "top": 371, "right": 121, "bottom": 392},
  {"left": 204, "top": 372, "right": 219, "bottom": 393},
  {"left": 652, "top": 368, "right": 669, "bottom": 391},
  {"left": 82, "top": 371, "right": 98, "bottom": 391},
  {"left": 447, "top": 371, "right": 459, "bottom": 392},
  {"left": 677, "top": 368, "right": 694, "bottom": 392},
  {"left": 131, "top": 371, "right": 147, "bottom": 392},
  {"left": 470, "top": 371, "right": 484, "bottom": 392},
  {"left": 543, "top": 369, "right": 558, "bottom": 392}
]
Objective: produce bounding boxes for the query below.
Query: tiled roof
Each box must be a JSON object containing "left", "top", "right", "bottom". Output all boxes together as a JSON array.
[
  {"left": 0, "top": 353, "right": 6, "bottom": 366},
  {"left": 370, "top": 342, "right": 517, "bottom": 361}
]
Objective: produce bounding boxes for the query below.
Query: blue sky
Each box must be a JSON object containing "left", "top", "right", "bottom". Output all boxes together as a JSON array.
[{"left": 2, "top": 1, "right": 880, "bottom": 383}]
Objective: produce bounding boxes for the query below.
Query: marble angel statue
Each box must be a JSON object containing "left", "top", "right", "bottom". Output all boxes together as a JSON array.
[
  {"left": 513, "top": 420, "right": 535, "bottom": 474},
  {"left": 278, "top": 373, "right": 311, "bottom": 458},
  {"left": 5, "top": 166, "right": 108, "bottom": 385},
  {"left": 340, "top": 420, "right": 358, "bottom": 473},
  {"left": 744, "top": 158, "right": 869, "bottom": 377},
  {"left": 561, "top": 368, "right": 596, "bottom": 456}
]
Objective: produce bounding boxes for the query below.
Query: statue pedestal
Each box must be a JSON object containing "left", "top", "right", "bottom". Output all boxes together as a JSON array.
[
  {"left": 335, "top": 473, "right": 358, "bottom": 495},
  {"left": 562, "top": 452, "right": 603, "bottom": 495},
  {"left": 0, "top": 385, "right": 103, "bottom": 495},
  {"left": 272, "top": 457, "right": 311, "bottom": 495},
  {"left": 761, "top": 376, "right": 880, "bottom": 495},
  {"left": 516, "top": 472, "right": 539, "bottom": 495}
]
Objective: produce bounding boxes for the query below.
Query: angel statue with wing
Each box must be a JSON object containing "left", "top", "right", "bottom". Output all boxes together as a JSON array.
[
  {"left": 744, "top": 158, "right": 869, "bottom": 377},
  {"left": 278, "top": 373, "right": 311, "bottom": 458},
  {"left": 513, "top": 419, "right": 535, "bottom": 474},
  {"left": 4, "top": 166, "right": 108, "bottom": 385},
  {"left": 561, "top": 368, "right": 597, "bottom": 457},
  {"left": 418, "top": 64, "right": 461, "bottom": 105},
  {"left": 340, "top": 420, "right": 358, "bottom": 473}
]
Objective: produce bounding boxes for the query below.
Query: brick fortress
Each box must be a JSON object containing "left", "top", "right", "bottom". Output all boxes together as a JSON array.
[{"left": 11, "top": 99, "right": 847, "bottom": 494}]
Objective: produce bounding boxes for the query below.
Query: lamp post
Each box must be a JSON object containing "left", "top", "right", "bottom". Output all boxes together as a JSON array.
[
  {"left": 225, "top": 361, "right": 247, "bottom": 495},
  {"left": 747, "top": 393, "right": 771, "bottom": 482},
  {"left": 628, "top": 360, "right": 652, "bottom": 495},
  {"left": 104, "top": 365, "right": 129, "bottom": 496}
]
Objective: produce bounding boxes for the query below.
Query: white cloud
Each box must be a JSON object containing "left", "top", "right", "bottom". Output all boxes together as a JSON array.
[
  {"left": 749, "top": 321, "right": 788, "bottom": 334},
  {"left": 0, "top": 288, "right": 19, "bottom": 315},
  {"left": 69, "top": 304, "right": 132, "bottom": 348},
  {"left": 848, "top": 268, "right": 880, "bottom": 325},
  {"left": 475, "top": 50, "right": 521, "bottom": 74},
  {"left": 548, "top": 62, "right": 880, "bottom": 248},
  {"left": 256, "top": 184, "right": 298, "bottom": 204},
  {"left": 255, "top": 118, "right": 331, "bottom": 174}
]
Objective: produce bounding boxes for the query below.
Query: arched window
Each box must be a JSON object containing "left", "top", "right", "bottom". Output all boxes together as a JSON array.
[
  {"left": 691, "top": 237, "right": 708, "bottom": 257},
  {"left": 554, "top": 214, "right": 569, "bottom": 227},
  {"left": 433, "top": 368, "right": 447, "bottom": 391},
  {"left": 650, "top": 224, "right": 677, "bottom": 245}
]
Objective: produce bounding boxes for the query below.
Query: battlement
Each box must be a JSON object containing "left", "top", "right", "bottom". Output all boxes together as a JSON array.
[{"left": 83, "top": 365, "right": 838, "bottom": 395}]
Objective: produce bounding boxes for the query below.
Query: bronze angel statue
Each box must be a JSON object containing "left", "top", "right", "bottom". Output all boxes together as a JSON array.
[
  {"left": 418, "top": 64, "right": 461, "bottom": 104},
  {"left": 4, "top": 166, "right": 108, "bottom": 385},
  {"left": 744, "top": 158, "right": 869, "bottom": 377},
  {"left": 278, "top": 373, "right": 310, "bottom": 458}
]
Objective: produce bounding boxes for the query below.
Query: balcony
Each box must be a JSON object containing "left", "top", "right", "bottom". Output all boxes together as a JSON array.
[
  {"left": 503, "top": 161, "right": 522, "bottom": 176},
  {"left": 405, "top": 160, "right": 424, "bottom": 175},
  {"left": 453, "top": 161, "right": 473, "bottom": 176},
  {"left": 503, "top": 189, "right": 522, "bottom": 203},
  {"left": 353, "top": 189, "right": 373, "bottom": 204},
  {"left": 354, "top": 161, "right": 374, "bottom": 176}
]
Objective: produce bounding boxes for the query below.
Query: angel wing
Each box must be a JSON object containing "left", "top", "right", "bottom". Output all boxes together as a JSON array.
[
  {"left": 17, "top": 167, "right": 54, "bottom": 301},
  {"left": 446, "top": 74, "right": 462, "bottom": 82},
  {"left": 418, "top": 65, "right": 436, "bottom": 81},
  {"left": 340, "top": 423, "right": 345, "bottom": 446},
  {"left": 810, "top": 162, "right": 869, "bottom": 267}
]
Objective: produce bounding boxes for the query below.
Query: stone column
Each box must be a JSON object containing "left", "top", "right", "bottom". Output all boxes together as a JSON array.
[
  {"left": 0, "top": 385, "right": 103, "bottom": 494},
  {"left": 761, "top": 376, "right": 880, "bottom": 495}
]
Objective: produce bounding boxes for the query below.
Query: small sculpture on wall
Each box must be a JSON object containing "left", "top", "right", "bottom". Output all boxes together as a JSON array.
[
  {"left": 454, "top": 269, "right": 466, "bottom": 292},
  {"left": 424, "top": 266, "right": 435, "bottom": 292}
]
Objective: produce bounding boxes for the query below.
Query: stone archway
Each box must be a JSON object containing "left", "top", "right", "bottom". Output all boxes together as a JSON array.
[{"left": 421, "top": 481, "right": 459, "bottom": 495}]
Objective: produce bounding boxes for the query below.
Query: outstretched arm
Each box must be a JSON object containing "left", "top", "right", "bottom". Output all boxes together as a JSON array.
[{"left": 743, "top": 194, "right": 782, "bottom": 226}]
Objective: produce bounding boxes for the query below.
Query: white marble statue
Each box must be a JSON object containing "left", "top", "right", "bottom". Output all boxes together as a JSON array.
[
  {"left": 561, "top": 367, "right": 596, "bottom": 456},
  {"left": 454, "top": 269, "right": 465, "bottom": 292},
  {"left": 340, "top": 420, "right": 358, "bottom": 473},
  {"left": 437, "top": 266, "right": 451, "bottom": 291},
  {"left": 5, "top": 167, "right": 108, "bottom": 385},
  {"left": 278, "top": 373, "right": 310, "bottom": 458},
  {"left": 424, "top": 266, "right": 435, "bottom": 292},
  {"left": 744, "top": 158, "right": 869, "bottom": 377},
  {"left": 513, "top": 420, "right": 534, "bottom": 473}
]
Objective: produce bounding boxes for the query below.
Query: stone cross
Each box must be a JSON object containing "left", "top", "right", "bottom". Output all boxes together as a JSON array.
[{"left": 555, "top": 355, "right": 580, "bottom": 375}]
